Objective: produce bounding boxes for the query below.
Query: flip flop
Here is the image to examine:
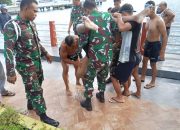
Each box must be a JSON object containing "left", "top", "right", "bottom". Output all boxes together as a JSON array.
[
  {"left": 1, "top": 90, "right": 15, "bottom": 96},
  {"left": 108, "top": 97, "right": 125, "bottom": 103},
  {"left": 144, "top": 84, "right": 155, "bottom": 89},
  {"left": 131, "top": 92, "right": 141, "bottom": 99}
]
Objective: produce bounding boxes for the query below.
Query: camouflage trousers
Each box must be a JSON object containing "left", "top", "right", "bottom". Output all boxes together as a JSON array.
[
  {"left": 110, "top": 44, "right": 121, "bottom": 75},
  {"left": 17, "top": 66, "right": 46, "bottom": 115},
  {"left": 83, "top": 61, "right": 109, "bottom": 98}
]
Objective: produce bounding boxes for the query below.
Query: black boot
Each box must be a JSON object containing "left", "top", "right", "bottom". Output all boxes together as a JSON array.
[
  {"left": 105, "top": 77, "right": 111, "bottom": 84},
  {"left": 27, "top": 100, "right": 33, "bottom": 110},
  {"left": 40, "top": 113, "right": 60, "bottom": 127},
  {"left": 96, "top": 91, "right": 105, "bottom": 103},
  {"left": 80, "top": 98, "right": 92, "bottom": 111}
]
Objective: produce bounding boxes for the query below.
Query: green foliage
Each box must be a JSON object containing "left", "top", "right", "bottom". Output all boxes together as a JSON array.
[
  {"left": 0, "top": 106, "right": 29, "bottom": 130},
  {"left": 0, "top": 106, "right": 60, "bottom": 130},
  {"left": 0, "top": 0, "right": 12, "bottom": 5}
]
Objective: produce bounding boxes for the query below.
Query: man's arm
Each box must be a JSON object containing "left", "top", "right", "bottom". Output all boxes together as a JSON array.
[
  {"left": 163, "top": 9, "right": 175, "bottom": 25},
  {"left": 158, "top": 19, "right": 167, "bottom": 56},
  {"left": 113, "top": 13, "right": 132, "bottom": 32},
  {"left": 0, "top": 18, "right": 3, "bottom": 33},
  {"left": 4, "top": 22, "right": 17, "bottom": 83},
  {"left": 68, "top": 18, "right": 73, "bottom": 34},
  {"left": 121, "top": 8, "right": 150, "bottom": 23}
]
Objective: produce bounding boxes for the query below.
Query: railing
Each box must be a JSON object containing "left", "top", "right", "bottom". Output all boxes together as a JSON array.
[
  {"left": 36, "top": 21, "right": 180, "bottom": 55},
  {"left": 0, "top": 21, "right": 180, "bottom": 55}
]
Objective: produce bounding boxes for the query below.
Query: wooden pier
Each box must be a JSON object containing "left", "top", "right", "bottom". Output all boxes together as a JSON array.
[{"left": 7, "top": 2, "right": 72, "bottom": 15}]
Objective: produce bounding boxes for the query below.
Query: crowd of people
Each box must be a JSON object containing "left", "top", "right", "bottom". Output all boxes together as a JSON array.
[{"left": 0, "top": 0, "right": 175, "bottom": 127}]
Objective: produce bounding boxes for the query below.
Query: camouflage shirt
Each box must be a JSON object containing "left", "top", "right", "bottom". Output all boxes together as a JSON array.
[
  {"left": 71, "top": 4, "right": 84, "bottom": 31},
  {"left": 83, "top": 10, "right": 113, "bottom": 68},
  {"left": 4, "top": 15, "right": 48, "bottom": 77}
]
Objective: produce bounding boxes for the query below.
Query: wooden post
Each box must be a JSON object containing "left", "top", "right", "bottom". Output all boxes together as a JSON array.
[{"left": 49, "top": 21, "right": 57, "bottom": 47}]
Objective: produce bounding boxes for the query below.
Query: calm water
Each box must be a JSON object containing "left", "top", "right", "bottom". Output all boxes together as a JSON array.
[{"left": 34, "top": 0, "right": 180, "bottom": 24}]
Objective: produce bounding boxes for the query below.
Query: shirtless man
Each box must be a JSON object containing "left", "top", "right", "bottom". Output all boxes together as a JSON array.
[
  {"left": 157, "top": 1, "right": 175, "bottom": 60},
  {"left": 141, "top": 0, "right": 167, "bottom": 89},
  {"left": 59, "top": 35, "right": 81, "bottom": 96}
]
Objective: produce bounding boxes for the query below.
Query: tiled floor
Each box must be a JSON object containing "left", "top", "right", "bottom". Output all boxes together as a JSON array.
[{"left": 1, "top": 59, "right": 180, "bottom": 130}]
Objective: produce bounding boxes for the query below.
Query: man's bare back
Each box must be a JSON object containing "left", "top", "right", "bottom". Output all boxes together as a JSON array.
[{"left": 60, "top": 35, "right": 79, "bottom": 62}]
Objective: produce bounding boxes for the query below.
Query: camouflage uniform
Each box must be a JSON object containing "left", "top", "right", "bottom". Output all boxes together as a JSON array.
[
  {"left": 71, "top": 4, "right": 85, "bottom": 58},
  {"left": 4, "top": 15, "right": 48, "bottom": 115},
  {"left": 71, "top": 4, "right": 84, "bottom": 35},
  {"left": 81, "top": 10, "right": 113, "bottom": 98},
  {"left": 109, "top": 7, "right": 122, "bottom": 74}
]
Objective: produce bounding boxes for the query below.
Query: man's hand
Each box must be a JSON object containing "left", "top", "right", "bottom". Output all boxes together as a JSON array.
[
  {"left": 7, "top": 75, "right": 17, "bottom": 84},
  {"left": 45, "top": 53, "right": 53, "bottom": 63},
  {"left": 112, "top": 12, "right": 122, "bottom": 18},
  {"left": 67, "top": 29, "right": 70, "bottom": 34},
  {"left": 159, "top": 50, "right": 165, "bottom": 60}
]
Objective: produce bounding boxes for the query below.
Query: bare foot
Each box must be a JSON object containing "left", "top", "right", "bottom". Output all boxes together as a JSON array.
[
  {"left": 122, "top": 90, "right": 131, "bottom": 97},
  {"left": 82, "top": 16, "right": 99, "bottom": 31},
  {"left": 109, "top": 96, "right": 125, "bottom": 103},
  {"left": 131, "top": 92, "right": 141, "bottom": 99},
  {"left": 66, "top": 90, "right": 72, "bottom": 96}
]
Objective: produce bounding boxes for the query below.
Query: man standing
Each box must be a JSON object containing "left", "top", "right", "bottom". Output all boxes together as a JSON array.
[
  {"left": 59, "top": 35, "right": 81, "bottom": 96},
  {"left": 3, "top": 0, "right": 59, "bottom": 127},
  {"left": 0, "top": 5, "right": 15, "bottom": 97},
  {"left": 105, "top": 0, "right": 122, "bottom": 84},
  {"left": 68, "top": 0, "right": 84, "bottom": 35},
  {"left": 157, "top": 1, "right": 175, "bottom": 60},
  {"left": 141, "top": 1, "right": 167, "bottom": 89},
  {"left": 113, "top": 0, "right": 121, "bottom": 10},
  {"left": 77, "top": 0, "right": 113, "bottom": 111},
  {"left": 0, "top": 5, "right": 11, "bottom": 34},
  {"left": 0, "top": 60, "right": 15, "bottom": 97},
  {"left": 109, "top": 3, "right": 142, "bottom": 103}
]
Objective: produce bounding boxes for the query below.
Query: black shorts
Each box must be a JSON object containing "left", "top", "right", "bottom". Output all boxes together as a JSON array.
[
  {"left": 111, "top": 61, "right": 135, "bottom": 83},
  {"left": 144, "top": 41, "right": 161, "bottom": 63}
]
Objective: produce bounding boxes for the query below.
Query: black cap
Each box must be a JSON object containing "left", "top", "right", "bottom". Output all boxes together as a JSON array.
[{"left": 119, "top": 4, "right": 136, "bottom": 13}]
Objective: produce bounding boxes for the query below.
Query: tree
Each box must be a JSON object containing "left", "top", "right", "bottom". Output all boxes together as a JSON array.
[{"left": 0, "top": 0, "right": 12, "bottom": 5}]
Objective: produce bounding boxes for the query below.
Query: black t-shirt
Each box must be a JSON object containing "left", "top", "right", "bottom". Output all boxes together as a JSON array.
[
  {"left": 120, "top": 21, "right": 141, "bottom": 62},
  {"left": 128, "top": 21, "right": 142, "bottom": 52}
]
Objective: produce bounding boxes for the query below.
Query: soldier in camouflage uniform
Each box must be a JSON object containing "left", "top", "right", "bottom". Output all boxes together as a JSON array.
[
  {"left": 106, "top": 2, "right": 122, "bottom": 84},
  {"left": 77, "top": 0, "right": 113, "bottom": 111},
  {"left": 68, "top": 0, "right": 85, "bottom": 58},
  {"left": 3, "top": 0, "right": 59, "bottom": 127},
  {"left": 68, "top": 0, "right": 84, "bottom": 35}
]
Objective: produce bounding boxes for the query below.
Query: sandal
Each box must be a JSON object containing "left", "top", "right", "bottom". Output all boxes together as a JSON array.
[
  {"left": 144, "top": 84, "right": 155, "bottom": 89},
  {"left": 1, "top": 90, "right": 15, "bottom": 96}
]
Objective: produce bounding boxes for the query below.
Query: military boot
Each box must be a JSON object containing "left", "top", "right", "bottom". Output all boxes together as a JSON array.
[
  {"left": 96, "top": 91, "right": 105, "bottom": 103},
  {"left": 80, "top": 98, "right": 92, "bottom": 111},
  {"left": 40, "top": 113, "right": 60, "bottom": 127},
  {"left": 27, "top": 100, "right": 33, "bottom": 110}
]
